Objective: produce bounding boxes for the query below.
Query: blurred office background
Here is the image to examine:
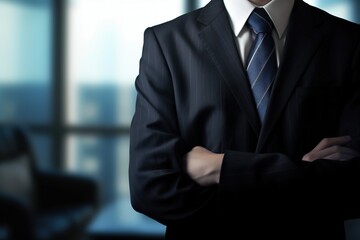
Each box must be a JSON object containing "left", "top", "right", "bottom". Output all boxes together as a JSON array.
[{"left": 0, "top": 0, "right": 359, "bottom": 239}]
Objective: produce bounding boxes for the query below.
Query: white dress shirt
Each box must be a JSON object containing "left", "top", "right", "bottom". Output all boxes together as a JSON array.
[{"left": 223, "top": 0, "right": 295, "bottom": 67}]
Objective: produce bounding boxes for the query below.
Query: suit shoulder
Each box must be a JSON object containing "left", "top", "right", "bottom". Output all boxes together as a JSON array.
[
  {"left": 326, "top": 12, "right": 360, "bottom": 42},
  {"left": 326, "top": 12, "right": 359, "bottom": 31},
  {"left": 308, "top": 2, "right": 360, "bottom": 32},
  {"left": 145, "top": 7, "right": 204, "bottom": 36},
  {"left": 299, "top": 2, "right": 360, "bottom": 47}
]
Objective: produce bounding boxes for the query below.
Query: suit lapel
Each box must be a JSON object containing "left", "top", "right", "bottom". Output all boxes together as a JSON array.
[
  {"left": 256, "top": 0, "right": 327, "bottom": 152},
  {"left": 198, "top": 0, "right": 261, "bottom": 136}
]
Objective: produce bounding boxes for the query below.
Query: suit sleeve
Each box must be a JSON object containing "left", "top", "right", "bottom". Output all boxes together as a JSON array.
[
  {"left": 311, "top": 39, "right": 360, "bottom": 220},
  {"left": 218, "top": 34, "right": 360, "bottom": 223},
  {"left": 129, "top": 27, "right": 216, "bottom": 225}
]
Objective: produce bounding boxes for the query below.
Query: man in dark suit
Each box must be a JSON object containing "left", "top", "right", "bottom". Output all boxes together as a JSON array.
[{"left": 129, "top": 0, "right": 360, "bottom": 239}]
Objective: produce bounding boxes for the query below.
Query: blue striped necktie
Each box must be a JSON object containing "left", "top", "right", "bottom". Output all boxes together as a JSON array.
[{"left": 246, "top": 8, "right": 278, "bottom": 124}]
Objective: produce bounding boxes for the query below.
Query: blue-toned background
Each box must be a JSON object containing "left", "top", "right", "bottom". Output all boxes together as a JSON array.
[{"left": 0, "top": 0, "right": 359, "bottom": 238}]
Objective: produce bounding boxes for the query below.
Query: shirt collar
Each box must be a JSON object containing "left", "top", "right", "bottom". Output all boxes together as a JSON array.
[{"left": 223, "top": 0, "right": 295, "bottom": 39}]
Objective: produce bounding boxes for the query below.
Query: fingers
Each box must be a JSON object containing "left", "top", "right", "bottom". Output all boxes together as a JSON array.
[
  {"left": 325, "top": 152, "right": 360, "bottom": 161},
  {"left": 313, "top": 136, "right": 351, "bottom": 151},
  {"left": 320, "top": 145, "right": 360, "bottom": 161},
  {"left": 302, "top": 136, "right": 360, "bottom": 162}
]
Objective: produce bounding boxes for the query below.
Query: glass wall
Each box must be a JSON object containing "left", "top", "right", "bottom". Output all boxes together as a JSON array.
[
  {"left": 0, "top": 0, "right": 53, "bottom": 170},
  {"left": 65, "top": 0, "right": 187, "bottom": 203}
]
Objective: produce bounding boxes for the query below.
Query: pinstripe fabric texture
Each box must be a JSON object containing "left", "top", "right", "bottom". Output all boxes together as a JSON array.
[{"left": 246, "top": 8, "right": 277, "bottom": 124}]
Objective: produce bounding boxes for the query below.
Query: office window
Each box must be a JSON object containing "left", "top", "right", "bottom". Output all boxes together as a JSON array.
[
  {"left": 0, "top": 0, "right": 52, "bottom": 124},
  {"left": 66, "top": 0, "right": 185, "bottom": 126},
  {"left": 65, "top": 0, "right": 187, "bottom": 203},
  {"left": 0, "top": 0, "right": 53, "bottom": 169},
  {"left": 0, "top": 0, "right": 52, "bottom": 122},
  {"left": 66, "top": 134, "right": 129, "bottom": 202}
]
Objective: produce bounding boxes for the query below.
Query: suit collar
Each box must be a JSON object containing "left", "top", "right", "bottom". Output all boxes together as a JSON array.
[
  {"left": 197, "top": 0, "right": 226, "bottom": 26},
  {"left": 223, "top": 0, "right": 295, "bottom": 39}
]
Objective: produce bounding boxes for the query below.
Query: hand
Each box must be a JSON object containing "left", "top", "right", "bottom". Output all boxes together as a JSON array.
[
  {"left": 302, "top": 136, "right": 360, "bottom": 162},
  {"left": 184, "top": 146, "right": 224, "bottom": 186}
]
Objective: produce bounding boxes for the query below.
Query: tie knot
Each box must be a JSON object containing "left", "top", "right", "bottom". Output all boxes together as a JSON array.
[{"left": 247, "top": 8, "right": 274, "bottom": 34}]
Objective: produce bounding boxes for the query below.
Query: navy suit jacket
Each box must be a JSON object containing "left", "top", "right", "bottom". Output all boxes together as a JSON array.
[{"left": 130, "top": 0, "right": 360, "bottom": 239}]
